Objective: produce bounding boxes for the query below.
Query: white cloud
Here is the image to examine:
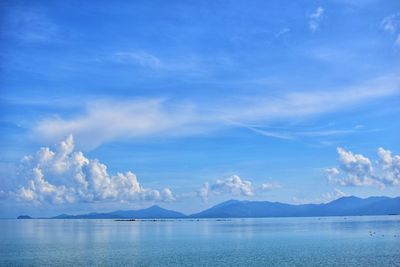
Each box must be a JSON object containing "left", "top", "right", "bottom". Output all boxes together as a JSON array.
[
  {"left": 381, "top": 13, "right": 400, "bottom": 47},
  {"left": 309, "top": 7, "right": 324, "bottom": 32},
  {"left": 243, "top": 126, "right": 294, "bottom": 140},
  {"left": 377, "top": 147, "right": 400, "bottom": 186},
  {"left": 197, "top": 182, "right": 210, "bottom": 202},
  {"left": 241, "top": 122, "right": 359, "bottom": 141},
  {"left": 275, "top": 28, "right": 290, "bottom": 38},
  {"left": 32, "top": 75, "right": 400, "bottom": 148},
  {"left": 260, "top": 182, "right": 282, "bottom": 190},
  {"left": 293, "top": 188, "right": 347, "bottom": 204},
  {"left": 382, "top": 13, "right": 400, "bottom": 34},
  {"left": 335, "top": 147, "right": 376, "bottom": 186},
  {"left": 33, "top": 98, "right": 198, "bottom": 149},
  {"left": 326, "top": 147, "right": 400, "bottom": 188},
  {"left": 197, "top": 175, "right": 254, "bottom": 201},
  {"left": 321, "top": 188, "right": 347, "bottom": 201},
  {"left": 17, "top": 167, "right": 74, "bottom": 204},
  {"left": 325, "top": 167, "right": 340, "bottom": 181},
  {"left": 213, "top": 175, "right": 254, "bottom": 196},
  {"left": 197, "top": 176, "right": 282, "bottom": 201},
  {"left": 161, "top": 188, "right": 176, "bottom": 202},
  {"left": 16, "top": 135, "right": 175, "bottom": 204}
]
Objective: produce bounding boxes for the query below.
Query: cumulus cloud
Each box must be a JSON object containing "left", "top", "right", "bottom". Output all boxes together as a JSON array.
[
  {"left": 325, "top": 147, "right": 400, "bottom": 188},
  {"left": 381, "top": 13, "right": 400, "bottom": 47},
  {"left": 325, "top": 167, "right": 340, "bottom": 181},
  {"left": 16, "top": 135, "right": 175, "bottom": 204},
  {"left": 309, "top": 7, "right": 324, "bottom": 32},
  {"left": 32, "top": 75, "right": 400, "bottom": 148},
  {"left": 197, "top": 183, "right": 209, "bottom": 202},
  {"left": 197, "top": 175, "right": 254, "bottom": 201},
  {"left": 377, "top": 147, "right": 400, "bottom": 186},
  {"left": 335, "top": 147, "right": 376, "bottom": 186},
  {"left": 197, "top": 176, "right": 282, "bottom": 202}
]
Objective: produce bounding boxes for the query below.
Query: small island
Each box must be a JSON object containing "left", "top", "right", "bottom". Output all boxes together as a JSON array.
[{"left": 17, "top": 215, "right": 33, "bottom": 219}]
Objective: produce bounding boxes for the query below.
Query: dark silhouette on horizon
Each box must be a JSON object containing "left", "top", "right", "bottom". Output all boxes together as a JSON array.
[{"left": 18, "top": 196, "right": 400, "bottom": 219}]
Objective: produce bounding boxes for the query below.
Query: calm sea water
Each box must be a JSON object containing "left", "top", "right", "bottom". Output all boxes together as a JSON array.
[{"left": 1, "top": 216, "right": 399, "bottom": 266}]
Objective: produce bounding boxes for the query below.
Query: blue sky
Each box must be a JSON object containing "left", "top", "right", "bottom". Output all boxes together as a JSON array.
[{"left": 0, "top": 0, "right": 399, "bottom": 218}]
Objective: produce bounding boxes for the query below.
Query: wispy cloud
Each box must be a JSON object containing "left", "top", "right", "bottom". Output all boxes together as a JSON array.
[
  {"left": 309, "top": 7, "right": 324, "bottom": 32},
  {"left": 381, "top": 13, "right": 400, "bottom": 47},
  {"left": 274, "top": 27, "right": 290, "bottom": 39},
  {"left": 237, "top": 122, "right": 361, "bottom": 141},
  {"left": 32, "top": 74, "right": 400, "bottom": 148},
  {"left": 33, "top": 98, "right": 198, "bottom": 149},
  {"left": 104, "top": 51, "right": 202, "bottom": 72},
  {"left": 3, "top": 8, "right": 59, "bottom": 43},
  {"left": 241, "top": 125, "right": 295, "bottom": 140},
  {"left": 112, "top": 51, "right": 162, "bottom": 68}
]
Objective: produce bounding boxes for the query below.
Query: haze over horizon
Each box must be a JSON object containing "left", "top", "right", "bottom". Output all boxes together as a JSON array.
[{"left": 1, "top": 0, "right": 399, "bottom": 218}]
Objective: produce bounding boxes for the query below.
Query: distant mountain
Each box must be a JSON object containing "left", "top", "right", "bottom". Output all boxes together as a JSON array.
[
  {"left": 18, "top": 196, "right": 400, "bottom": 219},
  {"left": 48, "top": 205, "right": 186, "bottom": 219},
  {"left": 108, "top": 205, "right": 186, "bottom": 218},
  {"left": 190, "top": 196, "right": 400, "bottom": 218}
]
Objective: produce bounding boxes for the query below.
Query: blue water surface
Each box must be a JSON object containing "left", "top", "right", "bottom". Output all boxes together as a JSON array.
[{"left": 1, "top": 216, "right": 399, "bottom": 266}]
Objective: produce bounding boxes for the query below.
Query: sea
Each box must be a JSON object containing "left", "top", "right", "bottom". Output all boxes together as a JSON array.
[{"left": 1, "top": 216, "right": 399, "bottom": 266}]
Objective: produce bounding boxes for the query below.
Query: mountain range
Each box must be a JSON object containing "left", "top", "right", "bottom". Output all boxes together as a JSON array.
[
  {"left": 18, "top": 196, "right": 400, "bottom": 219},
  {"left": 49, "top": 205, "right": 186, "bottom": 219},
  {"left": 190, "top": 196, "right": 400, "bottom": 218}
]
